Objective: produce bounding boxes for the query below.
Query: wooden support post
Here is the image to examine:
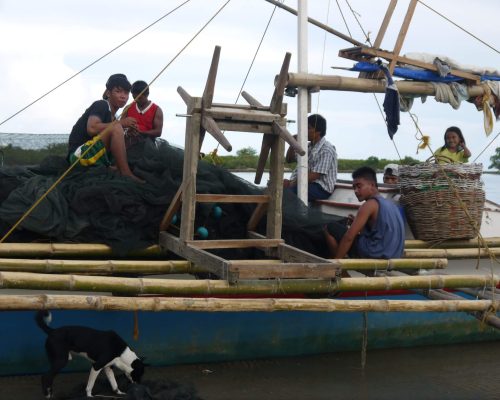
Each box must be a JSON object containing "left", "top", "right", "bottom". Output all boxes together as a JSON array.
[
  {"left": 266, "top": 122, "right": 285, "bottom": 241},
  {"left": 373, "top": 0, "right": 398, "bottom": 48},
  {"left": 180, "top": 97, "right": 202, "bottom": 242},
  {"left": 389, "top": 0, "right": 417, "bottom": 73}
]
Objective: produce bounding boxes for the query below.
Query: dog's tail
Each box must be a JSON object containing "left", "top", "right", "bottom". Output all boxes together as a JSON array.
[{"left": 35, "top": 310, "right": 53, "bottom": 335}]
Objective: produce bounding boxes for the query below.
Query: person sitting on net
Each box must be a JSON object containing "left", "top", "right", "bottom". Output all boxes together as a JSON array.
[
  {"left": 67, "top": 73, "right": 143, "bottom": 183},
  {"left": 324, "top": 166, "right": 404, "bottom": 259},
  {"left": 123, "top": 80, "right": 163, "bottom": 148},
  {"left": 283, "top": 114, "right": 337, "bottom": 202},
  {"left": 383, "top": 163, "right": 399, "bottom": 185},
  {"left": 433, "top": 126, "right": 471, "bottom": 164}
]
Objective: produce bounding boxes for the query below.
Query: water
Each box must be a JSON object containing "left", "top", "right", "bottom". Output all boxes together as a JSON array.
[
  {"left": 3, "top": 341, "right": 499, "bottom": 399},
  {"left": 235, "top": 171, "right": 500, "bottom": 204}
]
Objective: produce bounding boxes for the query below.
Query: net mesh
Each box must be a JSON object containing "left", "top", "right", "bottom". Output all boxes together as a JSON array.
[{"left": 0, "top": 139, "right": 341, "bottom": 258}]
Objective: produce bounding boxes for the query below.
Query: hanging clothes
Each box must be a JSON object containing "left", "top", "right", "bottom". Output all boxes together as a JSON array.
[{"left": 379, "top": 64, "right": 400, "bottom": 139}]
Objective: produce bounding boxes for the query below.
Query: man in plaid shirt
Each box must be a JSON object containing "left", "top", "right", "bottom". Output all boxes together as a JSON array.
[{"left": 284, "top": 114, "right": 337, "bottom": 202}]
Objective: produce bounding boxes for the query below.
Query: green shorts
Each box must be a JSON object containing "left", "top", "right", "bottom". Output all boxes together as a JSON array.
[{"left": 69, "top": 136, "right": 111, "bottom": 167}]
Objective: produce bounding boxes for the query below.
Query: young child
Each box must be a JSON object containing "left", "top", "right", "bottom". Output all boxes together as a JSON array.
[
  {"left": 324, "top": 166, "right": 405, "bottom": 259},
  {"left": 433, "top": 126, "right": 471, "bottom": 164},
  {"left": 67, "top": 73, "right": 143, "bottom": 183}
]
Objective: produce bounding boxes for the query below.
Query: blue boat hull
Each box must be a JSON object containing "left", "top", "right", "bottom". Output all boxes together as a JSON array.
[{"left": 2, "top": 294, "right": 499, "bottom": 376}]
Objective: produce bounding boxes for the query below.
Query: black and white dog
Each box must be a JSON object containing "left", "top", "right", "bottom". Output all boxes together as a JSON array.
[{"left": 35, "top": 310, "right": 146, "bottom": 398}]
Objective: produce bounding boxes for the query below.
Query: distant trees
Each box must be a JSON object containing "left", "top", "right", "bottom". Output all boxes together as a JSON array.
[
  {"left": 1, "top": 143, "right": 67, "bottom": 166},
  {"left": 0, "top": 142, "right": 423, "bottom": 172},
  {"left": 490, "top": 147, "right": 500, "bottom": 171}
]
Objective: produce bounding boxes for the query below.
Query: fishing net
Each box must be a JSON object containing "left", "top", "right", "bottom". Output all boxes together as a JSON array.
[{"left": 0, "top": 139, "right": 341, "bottom": 258}]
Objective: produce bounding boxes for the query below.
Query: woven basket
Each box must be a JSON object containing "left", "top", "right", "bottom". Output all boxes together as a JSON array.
[{"left": 399, "top": 163, "right": 485, "bottom": 241}]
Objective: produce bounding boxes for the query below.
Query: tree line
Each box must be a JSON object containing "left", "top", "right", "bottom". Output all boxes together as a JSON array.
[{"left": 2, "top": 144, "right": 500, "bottom": 172}]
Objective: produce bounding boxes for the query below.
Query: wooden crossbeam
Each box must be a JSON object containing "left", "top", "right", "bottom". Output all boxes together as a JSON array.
[
  {"left": 206, "top": 107, "right": 282, "bottom": 124},
  {"left": 359, "top": 47, "right": 481, "bottom": 83},
  {"left": 186, "top": 238, "right": 284, "bottom": 249},
  {"left": 228, "top": 261, "right": 340, "bottom": 280},
  {"left": 339, "top": 46, "right": 481, "bottom": 83}
]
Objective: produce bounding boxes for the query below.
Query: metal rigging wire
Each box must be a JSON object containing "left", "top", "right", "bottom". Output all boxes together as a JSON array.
[{"left": 0, "top": 0, "right": 192, "bottom": 128}]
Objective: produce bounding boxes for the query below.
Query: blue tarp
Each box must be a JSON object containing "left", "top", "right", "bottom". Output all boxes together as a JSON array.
[{"left": 352, "top": 62, "right": 500, "bottom": 82}]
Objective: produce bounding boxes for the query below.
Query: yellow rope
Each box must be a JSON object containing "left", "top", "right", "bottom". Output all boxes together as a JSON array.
[{"left": 0, "top": 122, "right": 117, "bottom": 243}]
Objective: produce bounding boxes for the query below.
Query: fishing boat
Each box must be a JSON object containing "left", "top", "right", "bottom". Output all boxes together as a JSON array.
[{"left": 1, "top": 0, "right": 500, "bottom": 377}]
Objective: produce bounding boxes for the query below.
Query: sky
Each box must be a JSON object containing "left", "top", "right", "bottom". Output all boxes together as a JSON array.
[{"left": 0, "top": 0, "right": 499, "bottom": 167}]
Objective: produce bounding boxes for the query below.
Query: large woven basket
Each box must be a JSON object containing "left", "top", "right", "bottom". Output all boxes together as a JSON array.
[{"left": 399, "top": 163, "right": 485, "bottom": 241}]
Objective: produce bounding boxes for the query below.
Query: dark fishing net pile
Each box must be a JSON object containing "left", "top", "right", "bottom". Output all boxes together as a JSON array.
[{"left": 0, "top": 139, "right": 340, "bottom": 258}]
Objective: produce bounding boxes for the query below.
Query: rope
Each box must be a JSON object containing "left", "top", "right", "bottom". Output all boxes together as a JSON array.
[
  {"left": 473, "top": 130, "right": 500, "bottom": 163},
  {"left": 0, "top": 0, "right": 232, "bottom": 243},
  {"left": 234, "top": 1, "right": 280, "bottom": 105},
  {"left": 418, "top": 0, "right": 499, "bottom": 55},
  {"left": 0, "top": 0, "right": 192, "bottom": 128},
  {"left": 335, "top": 0, "right": 353, "bottom": 39},
  {"left": 314, "top": 0, "right": 332, "bottom": 115},
  {"left": 344, "top": 0, "right": 372, "bottom": 46},
  {"left": 212, "top": 0, "right": 278, "bottom": 154}
]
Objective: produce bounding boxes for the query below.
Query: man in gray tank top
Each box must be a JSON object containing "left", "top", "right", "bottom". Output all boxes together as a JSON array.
[{"left": 325, "top": 166, "right": 404, "bottom": 259}]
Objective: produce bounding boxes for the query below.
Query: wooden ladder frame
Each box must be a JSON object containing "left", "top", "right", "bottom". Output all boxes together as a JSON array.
[{"left": 159, "top": 46, "right": 340, "bottom": 283}]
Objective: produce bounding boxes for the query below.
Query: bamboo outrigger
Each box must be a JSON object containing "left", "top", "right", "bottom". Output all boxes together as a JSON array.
[{"left": 1, "top": 0, "right": 500, "bottom": 377}]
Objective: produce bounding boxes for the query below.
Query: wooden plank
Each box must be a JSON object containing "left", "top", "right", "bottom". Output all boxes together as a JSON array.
[
  {"left": 241, "top": 91, "right": 264, "bottom": 107},
  {"left": 389, "top": 0, "right": 417, "bottom": 74},
  {"left": 201, "top": 115, "right": 232, "bottom": 151},
  {"left": 211, "top": 102, "right": 287, "bottom": 115},
  {"left": 360, "top": 47, "right": 481, "bottom": 83},
  {"left": 255, "top": 134, "right": 274, "bottom": 184},
  {"left": 202, "top": 46, "right": 220, "bottom": 109},
  {"left": 273, "top": 121, "right": 305, "bottom": 156},
  {"left": 186, "top": 238, "right": 283, "bottom": 249},
  {"left": 159, "top": 232, "right": 228, "bottom": 278},
  {"left": 266, "top": 122, "right": 285, "bottom": 241},
  {"left": 270, "top": 52, "right": 291, "bottom": 115},
  {"left": 177, "top": 86, "right": 193, "bottom": 107},
  {"left": 373, "top": 0, "right": 398, "bottom": 48},
  {"left": 159, "top": 183, "right": 184, "bottom": 232},
  {"left": 263, "top": 0, "right": 364, "bottom": 47},
  {"left": 195, "top": 194, "right": 270, "bottom": 203},
  {"left": 228, "top": 262, "right": 340, "bottom": 280},
  {"left": 247, "top": 203, "right": 268, "bottom": 231},
  {"left": 279, "top": 243, "right": 338, "bottom": 265},
  {"left": 206, "top": 107, "right": 282, "bottom": 124},
  {"left": 179, "top": 97, "right": 202, "bottom": 242},
  {"left": 217, "top": 121, "right": 273, "bottom": 134}
]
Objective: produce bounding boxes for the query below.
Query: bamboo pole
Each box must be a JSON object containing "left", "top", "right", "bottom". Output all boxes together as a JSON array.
[
  {"left": 0, "top": 271, "right": 497, "bottom": 295},
  {"left": 285, "top": 73, "right": 488, "bottom": 98},
  {"left": 0, "top": 258, "right": 202, "bottom": 275},
  {"left": 0, "top": 257, "right": 447, "bottom": 274},
  {"left": 0, "top": 241, "right": 497, "bottom": 259},
  {"left": 0, "top": 294, "right": 497, "bottom": 313},
  {"left": 404, "top": 238, "right": 500, "bottom": 249},
  {"left": 380, "top": 270, "right": 500, "bottom": 330},
  {"left": 0, "top": 243, "right": 162, "bottom": 258},
  {"left": 404, "top": 248, "right": 500, "bottom": 259}
]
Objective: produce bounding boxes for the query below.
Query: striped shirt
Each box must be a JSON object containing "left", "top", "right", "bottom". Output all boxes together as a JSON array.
[{"left": 290, "top": 137, "right": 338, "bottom": 194}]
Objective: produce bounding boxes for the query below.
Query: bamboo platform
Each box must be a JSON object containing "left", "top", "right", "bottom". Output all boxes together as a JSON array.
[{"left": 0, "top": 238, "right": 498, "bottom": 319}]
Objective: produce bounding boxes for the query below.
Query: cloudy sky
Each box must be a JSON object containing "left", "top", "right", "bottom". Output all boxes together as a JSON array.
[{"left": 0, "top": 0, "right": 498, "bottom": 167}]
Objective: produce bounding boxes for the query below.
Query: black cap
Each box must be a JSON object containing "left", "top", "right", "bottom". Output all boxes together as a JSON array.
[{"left": 103, "top": 74, "right": 131, "bottom": 99}]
